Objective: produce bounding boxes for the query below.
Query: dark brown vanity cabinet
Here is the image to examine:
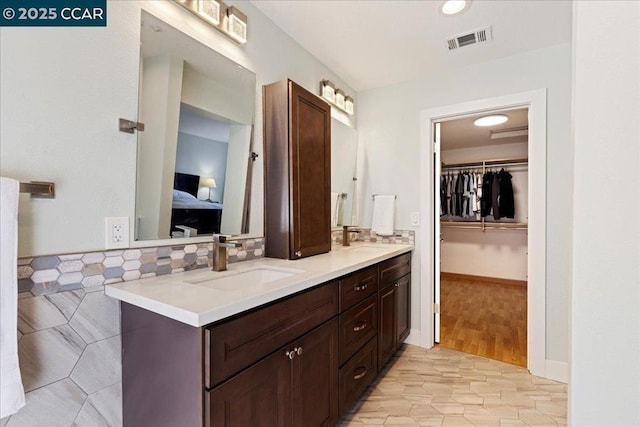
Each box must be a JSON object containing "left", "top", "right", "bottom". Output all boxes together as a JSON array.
[
  {"left": 120, "top": 253, "right": 411, "bottom": 427},
  {"left": 263, "top": 79, "right": 332, "bottom": 260},
  {"left": 207, "top": 318, "right": 339, "bottom": 427},
  {"left": 377, "top": 253, "right": 412, "bottom": 370}
]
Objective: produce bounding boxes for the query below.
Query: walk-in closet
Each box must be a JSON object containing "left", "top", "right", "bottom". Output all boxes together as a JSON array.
[{"left": 436, "top": 108, "right": 529, "bottom": 367}]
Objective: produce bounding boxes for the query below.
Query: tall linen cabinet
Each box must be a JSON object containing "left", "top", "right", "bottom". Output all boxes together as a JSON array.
[{"left": 263, "top": 79, "right": 332, "bottom": 259}]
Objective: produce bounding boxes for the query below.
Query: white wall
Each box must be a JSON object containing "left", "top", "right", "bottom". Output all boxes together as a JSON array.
[
  {"left": 0, "top": 0, "right": 356, "bottom": 257},
  {"left": 570, "top": 1, "right": 640, "bottom": 425},
  {"left": 174, "top": 132, "right": 228, "bottom": 202},
  {"left": 357, "top": 43, "right": 572, "bottom": 364},
  {"left": 136, "top": 54, "right": 183, "bottom": 240}
]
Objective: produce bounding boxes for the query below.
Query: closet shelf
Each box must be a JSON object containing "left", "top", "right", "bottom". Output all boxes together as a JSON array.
[{"left": 441, "top": 221, "right": 528, "bottom": 231}]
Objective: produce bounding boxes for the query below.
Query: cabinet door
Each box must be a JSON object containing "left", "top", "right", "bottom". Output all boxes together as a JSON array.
[
  {"left": 207, "top": 346, "right": 292, "bottom": 427},
  {"left": 292, "top": 318, "right": 338, "bottom": 427},
  {"left": 395, "top": 274, "right": 411, "bottom": 346},
  {"left": 289, "top": 81, "right": 331, "bottom": 259},
  {"left": 378, "top": 285, "right": 396, "bottom": 370}
]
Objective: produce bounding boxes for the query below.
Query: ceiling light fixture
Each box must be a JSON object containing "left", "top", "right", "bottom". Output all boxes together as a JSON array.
[
  {"left": 441, "top": 0, "right": 469, "bottom": 16},
  {"left": 227, "top": 6, "right": 247, "bottom": 44},
  {"left": 474, "top": 114, "right": 509, "bottom": 127}
]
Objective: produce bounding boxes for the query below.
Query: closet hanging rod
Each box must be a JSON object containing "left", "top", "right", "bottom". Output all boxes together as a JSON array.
[
  {"left": 441, "top": 221, "right": 528, "bottom": 231},
  {"left": 442, "top": 157, "right": 528, "bottom": 169},
  {"left": 19, "top": 181, "right": 55, "bottom": 198}
]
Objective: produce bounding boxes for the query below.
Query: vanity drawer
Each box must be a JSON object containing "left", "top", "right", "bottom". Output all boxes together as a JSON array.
[
  {"left": 205, "top": 281, "right": 339, "bottom": 388},
  {"left": 338, "top": 337, "right": 377, "bottom": 417},
  {"left": 339, "top": 294, "right": 377, "bottom": 365},
  {"left": 379, "top": 252, "right": 411, "bottom": 285},
  {"left": 339, "top": 265, "right": 378, "bottom": 311}
]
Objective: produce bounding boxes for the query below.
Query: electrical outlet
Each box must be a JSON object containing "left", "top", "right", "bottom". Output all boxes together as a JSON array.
[
  {"left": 410, "top": 212, "right": 421, "bottom": 226},
  {"left": 105, "top": 217, "right": 129, "bottom": 249}
]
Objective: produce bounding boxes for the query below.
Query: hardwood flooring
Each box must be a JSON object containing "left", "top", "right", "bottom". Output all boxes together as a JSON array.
[
  {"left": 340, "top": 345, "right": 567, "bottom": 426},
  {"left": 439, "top": 276, "right": 527, "bottom": 367}
]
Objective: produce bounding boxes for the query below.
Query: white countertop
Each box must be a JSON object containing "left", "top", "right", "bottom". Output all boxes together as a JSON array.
[{"left": 105, "top": 243, "right": 413, "bottom": 327}]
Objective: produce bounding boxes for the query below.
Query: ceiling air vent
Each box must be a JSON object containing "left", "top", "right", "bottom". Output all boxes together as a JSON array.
[{"left": 446, "top": 26, "right": 492, "bottom": 50}]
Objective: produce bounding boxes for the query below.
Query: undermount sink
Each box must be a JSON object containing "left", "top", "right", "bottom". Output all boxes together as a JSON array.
[{"left": 188, "top": 266, "right": 304, "bottom": 291}]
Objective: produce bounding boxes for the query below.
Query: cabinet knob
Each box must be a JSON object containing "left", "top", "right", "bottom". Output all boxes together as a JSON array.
[
  {"left": 354, "top": 283, "right": 368, "bottom": 292},
  {"left": 285, "top": 350, "right": 296, "bottom": 360},
  {"left": 295, "top": 346, "right": 303, "bottom": 356},
  {"left": 295, "top": 251, "right": 302, "bottom": 257},
  {"left": 353, "top": 321, "right": 367, "bottom": 332},
  {"left": 394, "top": 282, "right": 399, "bottom": 287},
  {"left": 353, "top": 367, "right": 367, "bottom": 381}
]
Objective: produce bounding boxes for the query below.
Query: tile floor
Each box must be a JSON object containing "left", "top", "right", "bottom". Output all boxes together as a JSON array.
[{"left": 340, "top": 345, "right": 567, "bottom": 426}]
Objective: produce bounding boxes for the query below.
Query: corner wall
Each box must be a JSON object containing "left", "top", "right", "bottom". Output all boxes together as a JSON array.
[{"left": 570, "top": 1, "right": 640, "bottom": 424}]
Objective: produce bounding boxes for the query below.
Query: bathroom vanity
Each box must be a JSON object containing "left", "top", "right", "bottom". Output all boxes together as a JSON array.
[{"left": 106, "top": 244, "right": 412, "bottom": 426}]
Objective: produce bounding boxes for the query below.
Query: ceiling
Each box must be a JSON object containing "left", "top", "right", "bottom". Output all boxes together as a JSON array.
[
  {"left": 441, "top": 108, "right": 528, "bottom": 150},
  {"left": 251, "top": 1, "right": 572, "bottom": 91}
]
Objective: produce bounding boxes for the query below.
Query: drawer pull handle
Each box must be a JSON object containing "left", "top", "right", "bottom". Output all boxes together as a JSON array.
[
  {"left": 285, "top": 350, "right": 296, "bottom": 360},
  {"left": 353, "top": 321, "right": 367, "bottom": 332},
  {"left": 354, "top": 283, "right": 368, "bottom": 292},
  {"left": 295, "top": 346, "right": 303, "bottom": 356},
  {"left": 353, "top": 367, "right": 367, "bottom": 381},
  {"left": 295, "top": 251, "right": 302, "bottom": 257}
]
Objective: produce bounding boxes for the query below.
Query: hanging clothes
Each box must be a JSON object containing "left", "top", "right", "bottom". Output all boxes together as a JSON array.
[
  {"left": 498, "top": 168, "right": 515, "bottom": 218},
  {"left": 491, "top": 172, "right": 501, "bottom": 220},
  {"left": 481, "top": 171, "right": 493, "bottom": 217}
]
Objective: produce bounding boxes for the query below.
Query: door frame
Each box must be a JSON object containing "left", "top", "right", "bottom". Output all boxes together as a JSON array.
[{"left": 418, "top": 89, "right": 547, "bottom": 377}]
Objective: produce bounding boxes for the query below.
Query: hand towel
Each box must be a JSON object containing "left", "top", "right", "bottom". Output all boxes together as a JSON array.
[
  {"left": 371, "top": 195, "right": 395, "bottom": 236},
  {"left": 0, "top": 177, "right": 26, "bottom": 418},
  {"left": 330, "top": 192, "right": 340, "bottom": 227}
]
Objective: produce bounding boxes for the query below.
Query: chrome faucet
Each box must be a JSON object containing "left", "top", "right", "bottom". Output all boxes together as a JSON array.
[
  {"left": 342, "top": 225, "right": 362, "bottom": 246},
  {"left": 211, "top": 235, "right": 243, "bottom": 272}
]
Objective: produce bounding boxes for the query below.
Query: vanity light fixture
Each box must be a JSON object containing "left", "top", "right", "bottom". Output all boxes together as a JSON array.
[
  {"left": 320, "top": 80, "right": 336, "bottom": 103},
  {"left": 197, "top": 0, "right": 221, "bottom": 26},
  {"left": 226, "top": 6, "right": 247, "bottom": 44},
  {"left": 335, "top": 89, "right": 346, "bottom": 110},
  {"left": 473, "top": 114, "right": 509, "bottom": 127},
  {"left": 319, "top": 80, "right": 354, "bottom": 115},
  {"left": 345, "top": 96, "right": 354, "bottom": 115},
  {"left": 174, "top": 0, "right": 248, "bottom": 44}
]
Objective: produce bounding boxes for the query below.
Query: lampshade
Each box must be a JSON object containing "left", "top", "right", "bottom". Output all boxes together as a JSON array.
[
  {"left": 197, "top": 0, "right": 220, "bottom": 26},
  {"left": 202, "top": 177, "right": 217, "bottom": 188},
  {"left": 335, "top": 89, "right": 346, "bottom": 110}
]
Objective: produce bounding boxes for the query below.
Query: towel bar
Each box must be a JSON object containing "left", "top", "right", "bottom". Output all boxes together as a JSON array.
[{"left": 19, "top": 181, "right": 55, "bottom": 198}]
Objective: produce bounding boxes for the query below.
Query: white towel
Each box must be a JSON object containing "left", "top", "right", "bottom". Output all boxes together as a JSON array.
[
  {"left": 330, "top": 192, "right": 340, "bottom": 227},
  {"left": 0, "top": 177, "right": 25, "bottom": 418},
  {"left": 371, "top": 195, "right": 395, "bottom": 236}
]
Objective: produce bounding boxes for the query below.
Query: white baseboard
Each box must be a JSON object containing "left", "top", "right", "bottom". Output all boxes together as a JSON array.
[
  {"left": 403, "top": 328, "right": 423, "bottom": 346},
  {"left": 545, "top": 359, "right": 569, "bottom": 384}
]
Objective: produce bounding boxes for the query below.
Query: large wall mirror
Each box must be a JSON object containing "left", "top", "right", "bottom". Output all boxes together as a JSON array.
[
  {"left": 135, "top": 10, "right": 256, "bottom": 241},
  {"left": 331, "top": 119, "right": 358, "bottom": 227}
]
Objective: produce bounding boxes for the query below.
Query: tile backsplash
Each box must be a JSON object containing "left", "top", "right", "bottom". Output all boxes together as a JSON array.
[
  {"left": 16, "top": 238, "right": 264, "bottom": 296},
  {"left": 331, "top": 229, "right": 415, "bottom": 245}
]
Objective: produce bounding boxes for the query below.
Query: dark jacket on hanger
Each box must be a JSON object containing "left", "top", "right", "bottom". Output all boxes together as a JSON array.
[
  {"left": 491, "top": 173, "right": 501, "bottom": 220},
  {"left": 498, "top": 168, "right": 515, "bottom": 218},
  {"left": 481, "top": 172, "right": 493, "bottom": 217}
]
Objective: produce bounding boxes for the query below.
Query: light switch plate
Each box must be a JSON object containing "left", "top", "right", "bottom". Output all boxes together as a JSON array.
[{"left": 410, "top": 212, "right": 421, "bottom": 226}]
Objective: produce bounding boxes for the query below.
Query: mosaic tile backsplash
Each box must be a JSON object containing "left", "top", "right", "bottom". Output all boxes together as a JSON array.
[
  {"left": 16, "top": 238, "right": 264, "bottom": 296},
  {"left": 331, "top": 229, "right": 415, "bottom": 245}
]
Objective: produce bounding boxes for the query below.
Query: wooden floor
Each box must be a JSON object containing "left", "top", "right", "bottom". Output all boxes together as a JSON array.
[{"left": 439, "top": 276, "right": 527, "bottom": 367}]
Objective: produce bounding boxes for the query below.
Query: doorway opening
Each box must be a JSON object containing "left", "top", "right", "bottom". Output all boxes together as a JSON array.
[
  {"left": 436, "top": 108, "right": 529, "bottom": 367},
  {"left": 419, "top": 89, "right": 547, "bottom": 377}
]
